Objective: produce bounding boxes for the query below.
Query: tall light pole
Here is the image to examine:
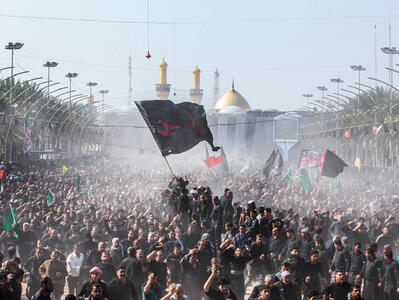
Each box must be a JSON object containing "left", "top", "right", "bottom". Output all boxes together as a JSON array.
[
  {"left": 87, "top": 82, "right": 98, "bottom": 97},
  {"left": 330, "top": 78, "right": 344, "bottom": 101},
  {"left": 317, "top": 86, "right": 328, "bottom": 114},
  {"left": 5, "top": 42, "right": 23, "bottom": 106},
  {"left": 5, "top": 42, "right": 23, "bottom": 162},
  {"left": 350, "top": 65, "right": 366, "bottom": 111},
  {"left": 99, "top": 89, "right": 109, "bottom": 152},
  {"left": 87, "top": 82, "right": 98, "bottom": 107},
  {"left": 381, "top": 47, "right": 399, "bottom": 121},
  {"left": 65, "top": 73, "right": 78, "bottom": 106},
  {"left": 98, "top": 89, "right": 109, "bottom": 125},
  {"left": 302, "top": 93, "right": 313, "bottom": 106},
  {"left": 43, "top": 61, "right": 58, "bottom": 96},
  {"left": 381, "top": 47, "right": 399, "bottom": 168}
]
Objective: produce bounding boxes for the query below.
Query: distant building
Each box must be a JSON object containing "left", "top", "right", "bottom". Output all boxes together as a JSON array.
[{"left": 208, "top": 81, "right": 284, "bottom": 158}]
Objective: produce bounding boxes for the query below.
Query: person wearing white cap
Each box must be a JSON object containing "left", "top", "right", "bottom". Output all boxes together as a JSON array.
[{"left": 275, "top": 271, "right": 301, "bottom": 300}]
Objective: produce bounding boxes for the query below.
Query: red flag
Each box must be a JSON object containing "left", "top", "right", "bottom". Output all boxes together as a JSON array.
[
  {"left": 0, "top": 170, "right": 4, "bottom": 180},
  {"left": 204, "top": 156, "right": 223, "bottom": 168}
]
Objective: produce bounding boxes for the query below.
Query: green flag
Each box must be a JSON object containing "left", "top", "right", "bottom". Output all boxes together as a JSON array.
[
  {"left": 47, "top": 189, "right": 54, "bottom": 203},
  {"left": 240, "top": 164, "right": 249, "bottom": 173},
  {"left": 298, "top": 174, "right": 313, "bottom": 192},
  {"left": 283, "top": 170, "right": 294, "bottom": 184},
  {"left": 337, "top": 182, "right": 343, "bottom": 195},
  {"left": 62, "top": 165, "right": 69, "bottom": 174},
  {"left": 77, "top": 173, "right": 82, "bottom": 197},
  {"left": 3, "top": 204, "right": 18, "bottom": 238}
]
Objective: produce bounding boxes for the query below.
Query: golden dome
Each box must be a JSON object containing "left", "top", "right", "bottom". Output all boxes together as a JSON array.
[{"left": 214, "top": 86, "right": 250, "bottom": 111}]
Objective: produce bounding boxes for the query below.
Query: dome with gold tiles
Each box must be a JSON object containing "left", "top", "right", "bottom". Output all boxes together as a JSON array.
[{"left": 214, "top": 82, "right": 250, "bottom": 111}]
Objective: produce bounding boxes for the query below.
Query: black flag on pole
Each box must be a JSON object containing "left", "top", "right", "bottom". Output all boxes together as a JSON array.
[
  {"left": 262, "top": 149, "right": 277, "bottom": 177},
  {"left": 135, "top": 100, "right": 220, "bottom": 156},
  {"left": 321, "top": 149, "right": 348, "bottom": 178},
  {"left": 263, "top": 149, "right": 283, "bottom": 178}
]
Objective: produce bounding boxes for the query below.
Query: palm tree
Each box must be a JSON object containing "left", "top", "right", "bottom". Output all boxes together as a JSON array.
[{"left": 299, "top": 86, "right": 399, "bottom": 168}]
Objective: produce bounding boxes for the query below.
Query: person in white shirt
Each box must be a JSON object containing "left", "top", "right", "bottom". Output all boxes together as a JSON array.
[{"left": 66, "top": 244, "right": 85, "bottom": 295}]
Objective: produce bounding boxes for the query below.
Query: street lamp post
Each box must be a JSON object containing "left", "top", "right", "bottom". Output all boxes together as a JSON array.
[
  {"left": 5, "top": 42, "right": 23, "bottom": 112},
  {"left": 98, "top": 89, "right": 109, "bottom": 125},
  {"left": 43, "top": 61, "right": 58, "bottom": 96},
  {"left": 350, "top": 65, "right": 366, "bottom": 111},
  {"left": 317, "top": 86, "right": 328, "bottom": 98},
  {"left": 87, "top": 82, "right": 98, "bottom": 95},
  {"left": 65, "top": 73, "right": 78, "bottom": 106},
  {"left": 302, "top": 93, "right": 313, "bottom": 106},
  {"left": 381, "top": 47, "right": 399, "bottom": 122},
  {"left": 316, "top": 86, "right": 328, "bottom": 129},
  {"left": 98, "top": 89, "right": 109, "bottom": 152},
  {"left": 330, "top": 78, "right": 344, "bottom": 101}
]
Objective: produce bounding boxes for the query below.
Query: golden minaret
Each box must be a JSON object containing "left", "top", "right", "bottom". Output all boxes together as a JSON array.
[
  {"left": 189, "top": 65, "right": 203, "bottom": 104},
  {"left": 155, "top": 57, "right": 170, "bottom": 100}
]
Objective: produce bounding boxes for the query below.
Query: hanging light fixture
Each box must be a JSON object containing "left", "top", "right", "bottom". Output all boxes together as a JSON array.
[{"left": 145, "top": 0, "right": 151, "bottom": 59}]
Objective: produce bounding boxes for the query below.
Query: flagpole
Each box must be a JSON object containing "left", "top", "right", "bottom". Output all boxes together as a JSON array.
[{"left": 163, "top": 156, "right": 177, "bottom": 178}]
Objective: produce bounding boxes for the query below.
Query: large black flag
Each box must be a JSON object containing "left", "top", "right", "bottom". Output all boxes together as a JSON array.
[
  {"left": 135, "top": 100, "right": 220, "bottom": 156},
  {"left": 262, "top": 149, "right": 277, "bottom": 177},
  {"left": 321, "top": 149, "right": 348, "bottom": 178},
  {"left": 263, "top": 149, "right": 283, "bottom": 178}
]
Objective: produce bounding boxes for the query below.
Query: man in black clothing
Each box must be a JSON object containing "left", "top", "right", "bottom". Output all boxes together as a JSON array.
[
  {"left": 222, "top": 245, "right": 252, "bottom": 300},
  {"left": 347, "top": 242, "right": 366, "bottom": 286},
  {"left": 181, "top": 224, "right": 200, "bottom": 250},
  {"left": 380, "top": 250, "right": 399, "bottom": 300},
  {"left": 280, "top": 229, "right": 302, "bottom": 260},
  {"left": 248, "top": 275, "right": 281, "bottom": 300},
  {"left": 177, "top": 188, "right": 190, "bottom": 229},
  {"left": 120, "top": 247, "right": 141, "bottom": 287},
  {"left": 33, "top": 277, "right": 53, "bottom": 300},
  {"left": 360, "top": 248, "right": 382, "bottom": 300},
  {"left": 146, "top": 250, "right": 168, "bottom": 289},
  {"left": 108, "top": 266, "right": 138, "bottom": 300},
  {"left": 14, "top": 222, "right": 37, "bottom": 263},
  {"left": 166, "top": 244, "right": 183, "bottom": 283},
  {"left": 24, "top": 247, "right": 47, "bottom": 300},
  {"left": 181, "top": 249, "right": 203, "bottom": 300},
  {"left": 96, "top": 251, "right": 115, "bottom": 283},
  {"left": 304, "top": 250, "right": 327, "bottom": 293},
  {"left": 221, "top": 190, "right": 234, "bottom": 226},
  {"left": 78, "top": 266, "right": 109, "bottom": 299},
  {"left": 86, "top": 242, "right": 106, "bottom": 269},
  {"left": 349, "top": 285, "right": 364, "bottom": 300},
  {"left": 199, "top": 193, "right": 212, "bottom": 223},
  {"left": 329, "top": 240, "right": 351, "bottom": 275},
  {"left": 121, "top": 230, "right": 137, "bottom": 252},
  {"left": 269, "top": 227, "right": 286, "bottom": 271},
  {"left": 275, "top": 271, "right": 301, "bottom": 300},
  {"left": 322, "top": 271, "right": 352, "bottom": 300},
  {"left": 210, "top": 196, "right": 224, "bottom": 246},
  {"left": 315, "top": 238, "right": 331, "bottom": 288},
  {"left": 203, "top": 271, "right": 238, "bottom": 300},
  {"left": 244, "top": 210, "right": 259, "bottom": 241},
  {"left": 248, "top": 234, "right": 269, "bottom": 285}
]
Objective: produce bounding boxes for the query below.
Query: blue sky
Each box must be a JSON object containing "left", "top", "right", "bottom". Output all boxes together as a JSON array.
[{"left": 1, "top": 0, "right": 399, "bottom": 111}]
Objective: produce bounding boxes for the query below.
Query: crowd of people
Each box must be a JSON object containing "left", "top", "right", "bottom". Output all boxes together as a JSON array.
[{"left": 0, "top": 155, "right": 398, "bottom": 300}]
